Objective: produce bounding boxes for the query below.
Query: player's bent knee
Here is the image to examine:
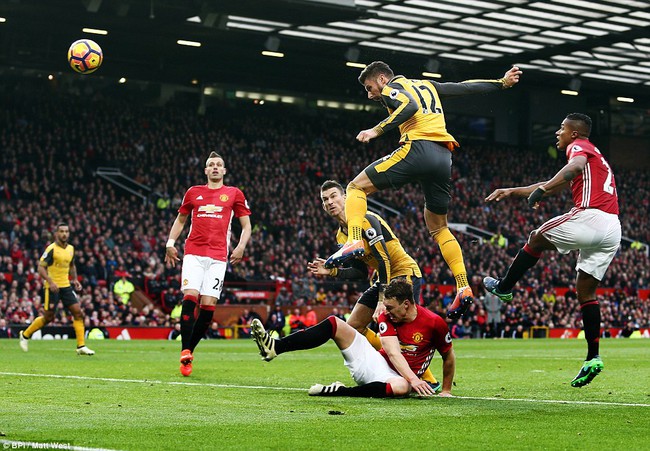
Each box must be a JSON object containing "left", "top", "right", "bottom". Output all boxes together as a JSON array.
[
  {"left": 200, "top": 296, "right": 218, "bottom": 306},
  {"left": 184, "top": 289, "right": 200, "bottom": 298},
  {"left": 347, "top": 321, "right": 366, "bottom": 335},
  {"left": 527, "top": 230, "right": 553, "bottom": 252},
  {"left": 347, "top": 177, "right": 375, "bottom": 194}
]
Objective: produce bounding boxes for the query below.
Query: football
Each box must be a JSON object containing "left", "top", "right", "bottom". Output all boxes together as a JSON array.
[{"left": 67, "top": 39, "right": 103, "bottom": 74}]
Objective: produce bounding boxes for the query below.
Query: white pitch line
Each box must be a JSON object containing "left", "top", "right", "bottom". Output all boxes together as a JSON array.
[
  {"left": 2, "top": 372, "right": 649, "bottom": 408},
  {"left": 0, "top": 371, "right": 303, "bottom": 391},
  {"left": 459, "top": 395, "right": 650, "bottom": 408},
  {"left": 0, "top": 439, "right": 120, "bottom": 451}
]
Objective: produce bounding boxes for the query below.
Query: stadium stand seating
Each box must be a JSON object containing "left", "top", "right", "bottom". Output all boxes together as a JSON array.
[{"left": 0, "top": 80, "right": 648, "bottom": 335}]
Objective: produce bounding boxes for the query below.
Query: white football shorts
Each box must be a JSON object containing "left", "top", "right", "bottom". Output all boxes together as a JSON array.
[
  {"left": 181, "top": 254, "right": 227, "bottom": 299},
  {"left": 538, "top": 208, "right": 621, "bottom": 281},
  {"left": 340, "top": 331, "right": 401, "bottom": 385}
]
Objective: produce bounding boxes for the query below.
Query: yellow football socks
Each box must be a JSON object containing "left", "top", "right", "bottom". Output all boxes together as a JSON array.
[
  {"left": 455, "top": 273, "right": 470, "bottom": 290},
  {"left": 345, "top": 184, "right": 367, "bottom": 242},
  {"left": 431, "top": 227, "right": 468, "bottom": 289},
  {"left": 421, "top": 368, "right": 439, "bottom": 384},
  {"left": 23, "top": 316, "right": 47, "bottom": 339},
  {"left": 73, "top": 318, "right": 85, "bottom": 347},
  {"left": 363, "top": 327, "right": 382, "bottom": 351}
]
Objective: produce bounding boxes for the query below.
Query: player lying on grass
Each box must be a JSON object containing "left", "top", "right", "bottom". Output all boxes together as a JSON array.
[{"left": 251, "top": 279, "right": 455, "bottom": 397}]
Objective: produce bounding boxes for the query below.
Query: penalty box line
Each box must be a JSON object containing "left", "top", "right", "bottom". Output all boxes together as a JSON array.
[{"left": 2, "top": 371, "right": 649, "bottom": 408}]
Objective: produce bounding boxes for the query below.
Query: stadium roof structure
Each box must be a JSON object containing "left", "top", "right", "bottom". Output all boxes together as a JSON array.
[{"left": 1, "top": 0, "right": 649, "bottom": 98}]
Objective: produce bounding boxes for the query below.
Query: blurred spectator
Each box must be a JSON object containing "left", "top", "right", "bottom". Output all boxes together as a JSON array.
[
  {"left": 265, "top": 305, "right": 286, "bottom": 337},
  {"left": 206, "top": 321, "right": 224, "bottom": 339},
  {"left": 484, "top": 293, "right": 502, "bottom": 327},
  {"left": 168, "top": 322, "right": 181, "bottom": 340},
  {"left": 490, "top": 229, "right": 506, "bottom": 248},
  {"left": 617, "top": 321, "right": 636, "bottom": 338},
  {"left": 114, "top": 271, "right": 135, "bottom": 305},
  {"left": 170, "top": 299, "right": 182, "bottom": 322},
  {"left": 162, "top": 287, "right": 181, "bottom": 312},
  {"left": 513, "top": 325, "right": 525, "bottom": 339},
  {"left": 238, "top": 309, "right": 262, "bottom": 338},
  {"left": 289, "top": 308, "right": 306, "bottom": 333},
  {"left": 482, "top": 323, "right": 496, "bottom": 339},
  {"left": 450, "top": 319, "right": 466, "bottom": 339},
  {"left": 0, "top": 85, "right": 647, "bottom": 332},
  {"left": 264, "top": 313, "right": 284, "bottom": 339},
  {"left": 86, "top": 321, "right": 109, "bottom": 340},
  {"left": 0, "top": 318, "right": 12, "bottom": 338},
  {"left": 275, "top": 287, "right": 292, "bottom": 307},
  {"left": 303, "top": 305, "right": 317, "bottom": 327},
  {"left": 331, "top": 307, "right": 346, "bottom": 321}
]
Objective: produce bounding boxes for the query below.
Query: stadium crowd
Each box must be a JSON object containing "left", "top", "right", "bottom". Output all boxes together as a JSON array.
[{"left": 0, "top": 81, "right": 648, "bottom": 334}]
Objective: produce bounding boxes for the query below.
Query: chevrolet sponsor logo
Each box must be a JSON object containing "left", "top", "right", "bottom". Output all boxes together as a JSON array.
[
  {"left": 198, "top": 204, "right": 223, "bottom": 213},
  {"left": 400, "top": 344, "right": 418, "bottom": 352}
]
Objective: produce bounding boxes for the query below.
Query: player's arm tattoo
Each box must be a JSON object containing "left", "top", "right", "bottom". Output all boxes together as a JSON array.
[
  {"left": 562, "top": 169, "right": 578, "bottom": 182},
  {"left": 542, "top": 157, "right": 586, "bottom": 193}
]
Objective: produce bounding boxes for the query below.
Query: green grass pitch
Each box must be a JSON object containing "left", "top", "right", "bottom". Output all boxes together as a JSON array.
[{"left": 1, "top": 338, "right": 649, "bottom": 450}]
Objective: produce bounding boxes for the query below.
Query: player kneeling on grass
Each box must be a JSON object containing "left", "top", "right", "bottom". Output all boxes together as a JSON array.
[{"left": 252, "top": 279, "right": 455, "bottom": 397}]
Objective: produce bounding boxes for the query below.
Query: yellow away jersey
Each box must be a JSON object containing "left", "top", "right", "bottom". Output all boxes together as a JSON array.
[
  {"left": 378, "top": 76, "right": 456, "bottom": 144},
  {"left": 375, "top": 75, "right": 504, "bottom": 145},
  {"left": 40, "top": 242, "right": 74, "bottom": 288},
  {"left": 336, "top": 212, "right": 421, "bottom": 284}
]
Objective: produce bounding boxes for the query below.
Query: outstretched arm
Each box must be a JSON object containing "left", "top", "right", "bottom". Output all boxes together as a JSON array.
[
  {"left": 526, "top": 156, "right": 586, "bottom": 208},
  {"left": 307, "top": 257, "right": 331, "bottom": 277},
  {"left": 309, "top": 257, "right": 368, "bottom": 279},
  {"left": 538, "top": 156, "right": 586, "bottom": 193},
  {"left": 434, "top": 66, "right": 522, "bottom": 97},
  {"left": 485, "top": 182, "right": 546, "bottom": 203}
]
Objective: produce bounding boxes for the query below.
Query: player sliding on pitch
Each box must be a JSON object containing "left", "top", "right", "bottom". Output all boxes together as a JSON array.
[{"left": 251, "top": 279, "right": 456, "bottom": 398}]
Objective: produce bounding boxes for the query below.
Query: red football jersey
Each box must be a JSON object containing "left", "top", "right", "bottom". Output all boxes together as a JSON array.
[
  {"left": 179, "top": 184, "right": 251, "bottom": 261},
  {"left": 378, "top": 305, "right": 452, "bottom": 377},
  {"left": 567, "top": 138, "right": 619, "bottom": 215}
]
